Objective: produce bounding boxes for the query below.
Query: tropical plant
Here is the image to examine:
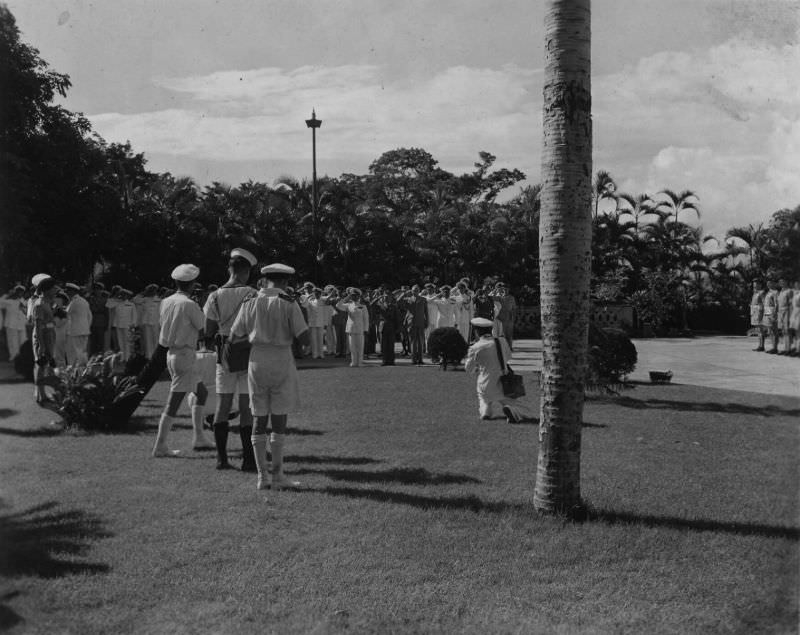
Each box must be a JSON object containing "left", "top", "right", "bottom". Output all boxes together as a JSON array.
[{"left": 53, "top": 353, "right": 144, "bottom": 431}]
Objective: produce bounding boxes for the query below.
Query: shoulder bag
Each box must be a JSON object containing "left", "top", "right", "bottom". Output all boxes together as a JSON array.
[
  {"left": 215, "top": 290, "right": 254, "bottom": 373},
  {"left": 494, "top": 338, "right": 525, "bottom": 399}
]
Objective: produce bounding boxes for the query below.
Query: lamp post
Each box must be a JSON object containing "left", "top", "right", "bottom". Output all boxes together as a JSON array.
[{"left": 305, "top": 109, "right": 322, "bottom": 278}]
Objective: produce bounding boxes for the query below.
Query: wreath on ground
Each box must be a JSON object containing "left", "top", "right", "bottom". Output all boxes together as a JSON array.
[{"left": 427, "top": 327, "right": 468, "bottom": 371}]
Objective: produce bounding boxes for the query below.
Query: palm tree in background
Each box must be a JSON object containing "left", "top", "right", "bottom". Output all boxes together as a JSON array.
[
  {"left": 656, "top": 189, "right": 700, "bottom": 235},
  {"left": 593, "top": 170, "right": 616, "bottom": 220},
  {"left": 534, "top": 0, "right": 592, "bottom": 516}
]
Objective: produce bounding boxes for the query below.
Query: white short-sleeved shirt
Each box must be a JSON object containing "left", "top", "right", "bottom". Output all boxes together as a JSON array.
[
  {"left": 1, "top": 297, "right": 27, "bottom": 330},
  {"left": 159, "top": 292, "right": 205, "bottom": 348},
  {"left": 301, "top": 296, "right": 329, "bottom": 328},
  {"left": 434, "top": 297, "right": 457, "bottom": 328},
  {"left": 114, "top": 301, "right": 138, "bottom": 329},
  {"left": 230, "top": 288, "right": 307, "bottom": 346},
  {"left": 66, "top": 295, "right": 92, "bottom": 335},
  {"left": 335, "top": 301, "right": 369, "bottom": 333},
  {"left": 106, "top": 297, "right": 121, "bottom": 328},
  {"left": 203, "top": 286, "right": 257, "bottom": 336},
  {"left": 139, "top": 297, "right": 161, "bottom": 325}
]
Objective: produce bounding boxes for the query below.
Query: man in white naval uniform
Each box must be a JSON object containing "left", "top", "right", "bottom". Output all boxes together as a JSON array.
[
  {"left": 301, "top": 287, "right": 328, "bottom": 359},
  {"left": 203, "top": 248, "right": 259, "bottom": 471},
  {"left": 464, "top": 317, "right": 535, "bottom": 423},
  {"left": 230, "top": 263, "right": 310, "bottom": 490},
  {"left": 152, "top": 264, "right": 214, "bottom": 457},
  {"left": 336, "top": 289, "right": 370, "bottom": 367},
  {"left": 64, "top": 283, "right": 92, "bottom": 365}
]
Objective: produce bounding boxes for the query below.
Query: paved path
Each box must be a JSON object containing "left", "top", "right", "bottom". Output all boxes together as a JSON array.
[
  {"left": 1, "top": 336, "right": 797, "bottom": 399},
  {"left": 508, "top": 336, "right": 800, "bottom": 397}
]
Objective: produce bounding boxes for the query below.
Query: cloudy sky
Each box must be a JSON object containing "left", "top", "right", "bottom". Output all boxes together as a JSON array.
[{"left": 9, "top": 0, "right": 800, "bottom": 237}]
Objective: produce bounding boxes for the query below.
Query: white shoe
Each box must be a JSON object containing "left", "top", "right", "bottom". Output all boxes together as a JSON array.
[
  {"left": 256, "top": 474, "right": 268, "bottom": 490},
  {"left": 271, "top": 473, "right": 300, "bottom": 490},
  {"left": 152, "top": 446, "right": 181, "bottom": 458},
  {"left": 192, "top": 433, "right": 215, "bottom": 451}
]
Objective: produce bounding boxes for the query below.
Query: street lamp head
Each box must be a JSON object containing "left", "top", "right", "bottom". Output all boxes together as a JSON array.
[{"left": 305, "top": 109, "right": 322, "bottom": 129}]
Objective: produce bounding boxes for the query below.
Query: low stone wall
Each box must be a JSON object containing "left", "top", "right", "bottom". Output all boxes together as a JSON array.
[
  {"left": 591, "top": 304, "right": 634, "bottom": 330},
  {"left": 514, "top": 304, "right": 634, "bottom": 338}
]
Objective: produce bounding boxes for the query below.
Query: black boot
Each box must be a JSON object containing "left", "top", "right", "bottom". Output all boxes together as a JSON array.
[
  {"left": 214, "top": 421, "right": 232, "bottom": 470},
  {"left": 240, "top": 425, "right": 257, "bottom": 472}
]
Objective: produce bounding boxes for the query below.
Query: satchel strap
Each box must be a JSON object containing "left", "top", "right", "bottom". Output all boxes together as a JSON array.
[
  {"left": 493, "top": 338, "right": 508, "bottom": 375},
  {"left": 214, "top": 289, "right": 254, "bottom": 331}
]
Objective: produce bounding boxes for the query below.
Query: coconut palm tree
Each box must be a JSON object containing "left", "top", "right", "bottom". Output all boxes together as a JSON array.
[
  {"left": 725, "top": 222, "right": 768, "bottom": 276},
  {"left": 534, "top": 0, "right": 592, "bottom": 516},
  {"left": 592, "top": 170, "right": 616, "bottom": 220},
  {"left": 656, "top": 189, "right": 700, "bottom": 235}
]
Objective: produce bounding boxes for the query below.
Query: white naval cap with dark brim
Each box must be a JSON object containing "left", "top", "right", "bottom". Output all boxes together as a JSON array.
[
  {"left": 230, "top": 248, "right": 257, "bottom": 266},
  {"left": 260, "top": 263, "right": 295, "bottom": 276},
  {"left": 65, "top": 282, "right": 81, "bottom": 292},
  {"left": 31, "top": 273, "right": 51, "bottom": 287},
  {"left": 171, "top": 264, "right": 200, "bottom": 282},
  {"left": 470, "top": 317, "right": 494, "bottom": 328}
]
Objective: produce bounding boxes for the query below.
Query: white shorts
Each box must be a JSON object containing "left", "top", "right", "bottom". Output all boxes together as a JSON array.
[
  {"left": 167, "top": 348, "right": 199, "bottom": 393},
  {"left": 248, "top": 345, "right": 300, "bottom": 416},
  {"left": 216, "top": 363, "right": 248, "bottom": 395}
]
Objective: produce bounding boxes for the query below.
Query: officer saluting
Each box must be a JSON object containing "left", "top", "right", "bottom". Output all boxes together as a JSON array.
[{"left": 230, "top": 263, "right": 310, "bottom": 490}]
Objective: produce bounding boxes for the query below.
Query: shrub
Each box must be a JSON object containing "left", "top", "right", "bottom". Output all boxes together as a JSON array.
[
  {"left": 427, "top": 327, "right": 468, "bottom": 370},
  {"left": 52, "top": 353, "right": 145, "bottom": 431},
  {"left": 588, "top": 324, "right": 637, "bottom": 384}
]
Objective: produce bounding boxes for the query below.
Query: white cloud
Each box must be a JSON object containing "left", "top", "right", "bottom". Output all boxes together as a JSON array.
[
  {"left": 596, "top": 30, "right": 800, "bottom": 236},
  {"left": 91, "top": 64, "right": 542, "bottom": 178},
  {"left": 89, "top": 29, "right": 800, "bottom": 237}
]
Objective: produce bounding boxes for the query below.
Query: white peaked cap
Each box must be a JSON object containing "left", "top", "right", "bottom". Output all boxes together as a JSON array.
[
  {"left": 171, "top": 264, "right": 200, "bottom": 282},
  {"left": 65, "top": 282, "right": 81, "bottom": 291},
  {"left": 260, "top": 263, "right": 295, "bottom": 275},
  {"left": 31, "top": 273, "right": 51, "bottom": 287},
  {"left": 470, "top": 317, "right": 494, "bottom": 328},
  {"left": 230, "top": 248, "right": 257, "bottom": 266}
]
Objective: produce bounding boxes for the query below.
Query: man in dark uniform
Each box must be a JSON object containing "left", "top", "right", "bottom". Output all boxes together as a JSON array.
[
  {"left": 88, "top": 282, "right": 109, "bottom": 355},
  {"left": 399, "top": 285, "right": 428, "bottom": 366},
  {"left": 375, "top": 286, "right": 401, "bottom": 366}
]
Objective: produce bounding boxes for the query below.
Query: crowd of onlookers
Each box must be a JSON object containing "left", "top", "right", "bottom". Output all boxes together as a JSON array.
[
  {"left": 0, "top": 276, "right": 520, "bottom": 367},
  {"left": 749, "top": 277, "right": 800, "bottom": 356}
]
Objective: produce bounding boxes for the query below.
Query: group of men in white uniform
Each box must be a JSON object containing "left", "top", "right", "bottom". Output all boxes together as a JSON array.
[
  {"left": 149, "top": 247, "right": 530, "bottom": 492},
  {"left": 152, "top": 249, "right": 310, "bottom": 492},
  {"left": 0, "top": 281, "right": 93, "bottom": 366}
]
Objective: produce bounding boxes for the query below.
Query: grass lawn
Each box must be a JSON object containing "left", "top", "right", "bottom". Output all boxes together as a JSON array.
[{"left": 0, "top": 359, "right": 798, "bottom": 634}]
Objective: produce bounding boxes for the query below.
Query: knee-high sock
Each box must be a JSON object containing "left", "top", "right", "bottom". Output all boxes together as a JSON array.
[
  {"left": 240, "top": 425, "right": 256, "bottom": 467},
  {"left": 153, "top": 413, "right": 174, "bottom": 452},
  {"left": 270, "top": 432, "right": 286, "bottom": 477},
  {"left": 251, "top": 433, "right": 269, "bottom": 488},
  {"left": 191, "top": 405, "right": 212, "bottom": 447},
  {"left": 214, "top": 421, "right": 229, "bottom": 463}
]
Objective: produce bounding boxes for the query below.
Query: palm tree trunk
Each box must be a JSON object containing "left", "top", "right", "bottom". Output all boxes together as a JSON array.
[{"left": 535, "top": 0, "right": 592, "bottom": 516}]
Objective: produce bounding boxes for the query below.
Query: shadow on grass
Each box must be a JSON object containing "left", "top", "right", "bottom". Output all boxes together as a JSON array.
[
  {"left": 0, "top": 501, "right": 112, "bottom": 578},
  {"left": 0, "top": 425, "right": 63, "bottom": 438},
  {"left": 0, "top": 408, "right": 18, "bottom": 419},
  {"left": 0, "top": 590, "right": 23, "bottom": 630},
  {"left": 588, "top": 508, "right": 800, "bottom": 540},
  {"left": 502, "top": 419, "right": 606, "bottom": 429},
  {"left": 294, "top": 467, "right": 481, "bottom": 485},
  {"left": 0, "top": 377, "right": 26, "bottom": 385},
  {"left": 315, "top": 487, "right": 799, "bottom": 540},
  {"left": 286, "top": 427, "right": 325, "bottom": 436},
  {"left": 591, "top": 395, "right": 800, "bottom": 417},
  {"left": 286, "top": 455, "right": 381, "bottom": 465}
]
